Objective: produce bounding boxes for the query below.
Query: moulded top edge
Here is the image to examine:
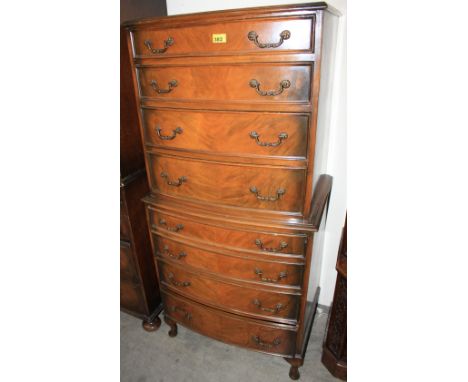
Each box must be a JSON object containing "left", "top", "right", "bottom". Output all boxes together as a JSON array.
[
  {"left": 122, "top": 2, "right": 327, "bottom": 28},
  {"left": 142, "top": 194, "right": 318, "bottom": 233}
]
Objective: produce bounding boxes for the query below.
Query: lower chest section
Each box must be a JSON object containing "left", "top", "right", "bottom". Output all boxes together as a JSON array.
[{"left": 162, "top": 290, "right": 298, "bottom": 357}]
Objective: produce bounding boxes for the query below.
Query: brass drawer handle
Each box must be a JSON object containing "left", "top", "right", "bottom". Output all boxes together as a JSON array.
[
  {"left": 144, "top": 37, "right": 174, "bottom": 54},
  {"left": 249, "top": 131, "right": 288, "bottom": 147},
  {"left": 167, "top": 272, "right": 191, "bottom": 287},
  {"left": 168, "top": 305, "right": 192, "bottom": 321},
  {"left": 249, "top": 79, "right": 290, "bottom": 96},
  {"left": 252, "top": 299, "right": 286, "bottom": 314},
  {"left": 254, "top": 268, "right": 287, "bottom": 283},
  {"left": 250, "top": 186, "right": 285, "bottom": 201},
  {"left": 161, "top": 172, "right": 187, "bottom": 187},
  {"left": 247, "top": 30, "right": 290, "bottom": 48},
  {"left": 156, "top": 126, "right": 183, "bottom": 140},
  {"left": 251, "top": 336, "right": 281, "bottom": 349},
  {"left": 150, "top": 79, "right": 178, "bottom": 94},
  {"left": 255, "top": 239, "right": 288, "bottom": 253},
  {"left": 158, "top": 219, "right": 184, "bottom": 232},
  {"left": 161, "top": 245, "right": 187, "bottom": 260}
]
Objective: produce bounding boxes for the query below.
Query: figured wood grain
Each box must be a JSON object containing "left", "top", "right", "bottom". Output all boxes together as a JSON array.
[
  {"left": 148, "top": 207, "right": 307, "bottom": 256},
  {"left": 148, "top": 154, "right": 306, "bottom": 213},
  {"left": 142, "top": 108, "right": 309, "bottom": 159},
  {"left": 158, "top": 260, "right": 300, "bottom": 323},
  {"left": 137, "top": 64, "right": 312, "bottom": 103},
  {"left": 131, "top": 18, "right": 313, "bottom": 58},
  {"left": 154, "top": 234, "right": 304, "bottom": 288},
  {"left": 162, "top": 290, "right": 297, "bottom": 357}
]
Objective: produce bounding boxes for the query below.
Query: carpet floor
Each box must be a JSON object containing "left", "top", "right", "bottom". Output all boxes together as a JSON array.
[{"left": 121, "top": 309, "right": 340, "bottom": 382}]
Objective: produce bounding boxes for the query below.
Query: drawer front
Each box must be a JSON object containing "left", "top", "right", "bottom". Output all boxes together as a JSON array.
[
  {"left": 154, "top": 234, "right": 304, "bottom": 288},
  {"left": 137, "top": 64, "right": 311, "bottom": 103},
  {"left": 149, "top": 208, "right": 307, "bottom": 256},
  {"left": 142, "top": 109, "right": 308, "bottom": 158},
  {"left": 162, "top": 290, "right": 296, "bottom": 356},
  {"left": 131, "top": 18, "right": 314, "bottom": 57},
  {"left": 149, "top": 155, "right": 306, "bottom": 213},
  {"left": 158, "top": 261, "right": 300, "bottom": 322}
]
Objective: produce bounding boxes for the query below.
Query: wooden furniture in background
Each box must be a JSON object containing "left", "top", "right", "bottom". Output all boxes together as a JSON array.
[
  {"left": 322, "top": 216, "right": 347, "bottom": 379},
  {"left": 120, "top": 171, "right": 162, "bottom": 331},
  {"left": 120, "top": 0, "right": 167, "bottom": 329},
  {"left": 123, "top": 2, "right": 335, "bottom": 379},
  {"left": 120, "top": 0, "right": 167, "bottom": 24}
]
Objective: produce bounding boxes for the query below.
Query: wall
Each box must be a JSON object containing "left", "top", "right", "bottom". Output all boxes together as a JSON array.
[
  {"left": 316, "top": 3, "right": 346, "bottom": 306},
  {"left": 167, "top": 0, "right": 345, "bottom": 16},
  {"left": 167, "top": 0, "right": 347, "bottom": 306}
]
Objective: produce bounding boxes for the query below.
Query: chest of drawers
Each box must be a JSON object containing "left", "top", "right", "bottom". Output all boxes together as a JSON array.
[{"left": 124, "top": 2, "right": 334, "bottom": 379}]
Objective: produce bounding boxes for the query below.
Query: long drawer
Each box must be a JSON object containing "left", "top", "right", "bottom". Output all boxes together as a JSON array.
[
  {"left": 137, "top": 64, "right": 312, "bottom": 103},
  {"left": 148, "top": 154, "right": 306, "bottom": 213},
  {"left": 162, "top": 290, "right": 297, "bottom": 357},
  {"left": 153, "top": 234, "right": 304, "bottom": 288},
  {"left": 158, "top": 260, "right": 300, "bottom": 323},
  {"left": 148, "top": 206, "right": 307, "bottom": 255},
  {"left": 142, "top": 108, "right": 309, "bottom": 159},
  {"left": 131, "top": 18, "right": 314, "bottom": 58}
]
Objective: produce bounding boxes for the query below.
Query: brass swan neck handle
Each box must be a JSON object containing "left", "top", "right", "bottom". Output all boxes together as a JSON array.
[
  {"left": 249, "top": 79, "right": 290, "bottom": 96},
  {"left": 144, "top": 37, "right": 174, "bottom": 54},
  {"left": 247, "top": 30, "right": 291, "bottom": 48}
]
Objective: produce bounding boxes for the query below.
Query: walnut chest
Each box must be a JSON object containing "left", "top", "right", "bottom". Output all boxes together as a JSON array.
[{"left": 123, "top": 2, "right": 334, "bottom": 379}]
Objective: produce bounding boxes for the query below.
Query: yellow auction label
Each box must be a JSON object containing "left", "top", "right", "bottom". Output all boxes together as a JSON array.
[{"left": 212, "top": 33, "right": 227, "bottom": 43}]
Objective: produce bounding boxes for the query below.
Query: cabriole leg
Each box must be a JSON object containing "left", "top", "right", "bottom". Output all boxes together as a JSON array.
[
  {"left": 284, "top": 358, "right": 304, "bottom": 380},
  {"left": 164, "top": 316, "right": 178, "bottom": 337}
]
